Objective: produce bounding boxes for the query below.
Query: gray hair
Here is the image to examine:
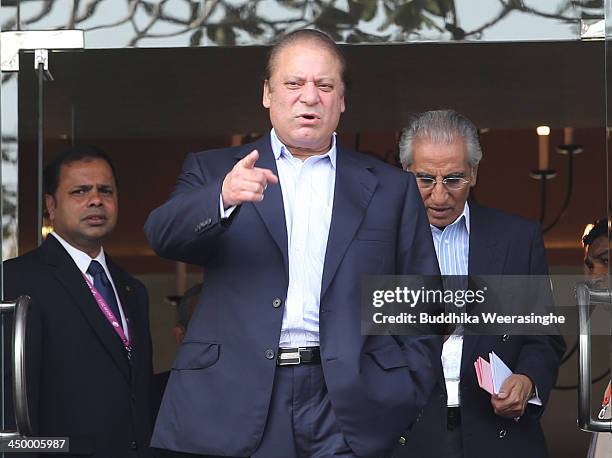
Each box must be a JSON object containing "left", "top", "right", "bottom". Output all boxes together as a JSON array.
[{"left": 398, "top": 110, "right": 483, "bottom": 168}]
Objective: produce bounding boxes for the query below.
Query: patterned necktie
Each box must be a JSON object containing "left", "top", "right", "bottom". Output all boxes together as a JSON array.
[{"left": 87, "top": 260, "right": 122, "bottom": 322}]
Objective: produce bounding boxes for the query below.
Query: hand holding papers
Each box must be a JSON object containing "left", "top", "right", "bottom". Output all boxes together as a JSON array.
[{"left": 475, "top": 352, "right": 542, "bottom": 419}]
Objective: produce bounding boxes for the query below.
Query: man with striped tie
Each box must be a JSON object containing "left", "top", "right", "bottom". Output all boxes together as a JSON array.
[
  {"left": 395, "top": 110, "right": 565, "bottom": 458},
  {"left": 3, "top": 146, "right": 154, "bottom": 457}
]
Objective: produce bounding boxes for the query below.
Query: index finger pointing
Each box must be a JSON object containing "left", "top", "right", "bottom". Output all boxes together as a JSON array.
[{"left": 257, "top": 168, "right": 279, "bottom": 185}]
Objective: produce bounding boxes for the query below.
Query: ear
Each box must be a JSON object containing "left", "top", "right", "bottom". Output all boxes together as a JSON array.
[
  {"left": 45, "top": 194, "right": 56, "bottom": 222},
  {"left": 340, "top": 93, "right": 345, "bottom": 114},
  {"left": 470, "top": 165, "right": 478, "bottom": 187},
  {"left": 262, "top": 80, "right": 271, "bottom": 109}
]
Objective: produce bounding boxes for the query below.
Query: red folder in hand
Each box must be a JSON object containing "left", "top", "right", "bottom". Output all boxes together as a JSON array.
[{"left": 474, "top": 356, "right": 494, "bottom": 395}]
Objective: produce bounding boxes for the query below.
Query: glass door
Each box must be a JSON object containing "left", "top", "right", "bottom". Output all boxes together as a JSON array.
[{"left": 575, "top": 0, "right": 612, "bottom": 453}]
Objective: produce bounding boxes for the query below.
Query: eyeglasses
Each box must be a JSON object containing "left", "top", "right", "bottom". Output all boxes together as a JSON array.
[{"left": 416, "top": 176, "right": 471, "bottom": 191}]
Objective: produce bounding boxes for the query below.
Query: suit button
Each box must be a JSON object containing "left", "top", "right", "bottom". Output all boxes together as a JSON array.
[
  {"left": 131, "top": 394, "right": 136, "bottom": 403},
  {"left": 129, "top": 441, "right": 137, "bottom": 450},
  {"left": 272, "top": 298, "right": 282, "bottom": 308},
  {"left": 264, "top": 349, "right": 275, "bottom": 360},
  {"left": 502, "top": 334, "right": 510, "bottom": 342},
  {"left": 398, "top": 436, "right": 406, "bottom": 446},
  {"left": 195, "top": 218, "right": 213, "bottom": 233},
  {"left": 498, "top": 429, "right": 507, "bottom": 438}
]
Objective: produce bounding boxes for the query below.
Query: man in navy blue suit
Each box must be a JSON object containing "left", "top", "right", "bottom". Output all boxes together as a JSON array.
[
  {"left": 4, "top": 147, "right": 155, "bottom": 457},
  {"left": 396, "top": 110, "right": 565, "bottom": 458},
  {"left": 145, "top": 29, "right": 442, "bottom": 458}
]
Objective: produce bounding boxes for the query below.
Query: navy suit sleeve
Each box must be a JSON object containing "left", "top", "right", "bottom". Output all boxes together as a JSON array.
[
  {"left": 394, "top": 172, "right": 444, "bottom": 414},
  {"left": 144, "top": 153, "right": 232, "bottom": 265},
  {"left": 396, "top": 172, "right": 440, "bottom": 276},
  {"left": 515, "top": 223, "right": 566, "bottom": 414}
]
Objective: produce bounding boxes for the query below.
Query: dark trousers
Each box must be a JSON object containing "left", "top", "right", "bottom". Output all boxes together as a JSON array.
[
  {"left": 156, "top": 363, "right": 356, "bottom": 458},
  {"left": 445, "top": 425, "right": 464, "bottom": 458}
]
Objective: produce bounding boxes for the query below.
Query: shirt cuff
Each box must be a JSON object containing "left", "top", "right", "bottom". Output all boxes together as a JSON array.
[
  {"left": 220, "top": 194, "right": 237, "bottom": 219},
  {"left": 527, "top": 384, "right": 542, "bottom": 406}
]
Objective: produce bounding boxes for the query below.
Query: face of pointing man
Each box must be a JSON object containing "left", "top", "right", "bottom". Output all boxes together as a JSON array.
[{"left": 263, "top": 39, "right": 346, "bottom": 156}]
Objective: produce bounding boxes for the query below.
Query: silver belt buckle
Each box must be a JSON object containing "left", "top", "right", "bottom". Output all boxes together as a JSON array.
[{"left": 278, "top": 348, "right": 301, "bottom": 365}]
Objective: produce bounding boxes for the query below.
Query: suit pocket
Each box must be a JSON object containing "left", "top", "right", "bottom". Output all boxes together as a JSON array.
[
  {"left": 356, "top": 227, "right": 394, "bottom": 243},
  {"left": 367, "top": 345, "right": 410, "bottom": 370},
  {"left": 172, "top": 341, "right": 220, "bottom": 370}
]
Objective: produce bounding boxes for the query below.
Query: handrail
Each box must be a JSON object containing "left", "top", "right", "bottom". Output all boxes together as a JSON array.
[
  {"left": 577, "top": 283, "right": 612, "bottom": 433},
  {"left": 0, "top": 295, "right": 31, "bottom": 439}
]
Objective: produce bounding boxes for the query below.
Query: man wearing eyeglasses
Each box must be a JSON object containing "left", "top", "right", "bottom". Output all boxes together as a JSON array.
[{"left": 395, "top": 110, "right": 565, "bottom": 458}]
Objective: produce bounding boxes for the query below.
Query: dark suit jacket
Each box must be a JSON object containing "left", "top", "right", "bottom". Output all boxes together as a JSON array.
[
  {"left": 144, "top": 135, "right": 443, "bottom": 458},
  {"left": 396, "top": 202, "right": 566, "bottom": 458},
  {"left": 3, "top": 236, "right": 154, "bottom": 457}
]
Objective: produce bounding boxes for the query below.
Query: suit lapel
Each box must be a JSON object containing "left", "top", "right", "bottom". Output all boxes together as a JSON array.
[
  {"left": 461, "top": 202, "right": 507, "bottom": 375},
  {"left": 320, "top": 146, "right": 378, "bottom": 299},
  {"left": 467, "top": 202, "right": 506, "bottom": 275},
  {"left": 108, "top": 260, "right": 140, "bottom": 381},
  {"left": 107, "top": 261, "right": 136, "bottom": 342},
  {"left": 238, "top": 137, "right": 289, "bottom": 277},
  {"left": 41, "top": 237, "right": 131, "bottom": 383},
  {"left": 460, "top": 335, "right": 479, "bottom": 377},
  {"left": 238, "top": 137, "right": 377, "bottom": 297}
]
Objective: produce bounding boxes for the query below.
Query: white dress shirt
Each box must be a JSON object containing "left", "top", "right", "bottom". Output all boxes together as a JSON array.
[
  {"left": 431, "top": 203, "right": 470, "bottom": 407},
  {"left": 221, "top": 130, "right": 336, "bottom": 347},
  {"left": 51, "top": 231, "right": 129, "bottom": 337},
  {"left": 270, "top": 129, "right": 336, "bottom": 347}
]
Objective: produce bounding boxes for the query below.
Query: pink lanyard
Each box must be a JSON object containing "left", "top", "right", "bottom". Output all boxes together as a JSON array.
[
  {"left": 82, "top": 273, "right": 132, "bottom": 356},
  {"left": 598, "top": 382, "right": 611, "bottom": 419}
]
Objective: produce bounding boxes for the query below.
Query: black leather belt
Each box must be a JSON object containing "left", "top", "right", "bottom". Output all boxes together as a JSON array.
[
  {"left": 447, "top": 407, "right": 461, "bottom": 431},
  {"left": 277, "top": 347, "right": 321, "bottom": 366}
]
